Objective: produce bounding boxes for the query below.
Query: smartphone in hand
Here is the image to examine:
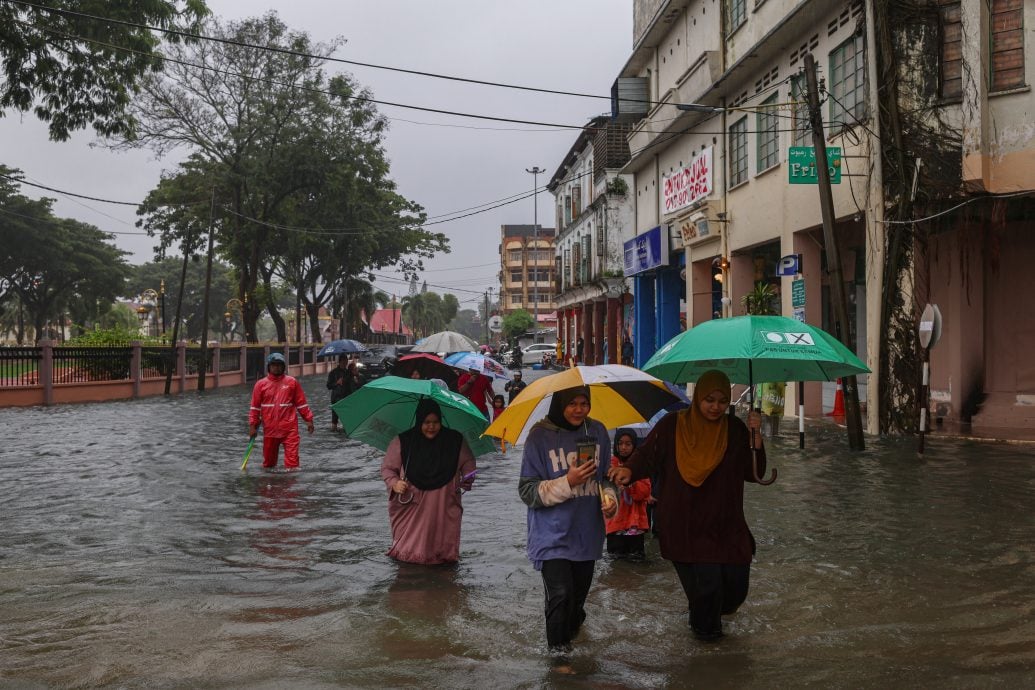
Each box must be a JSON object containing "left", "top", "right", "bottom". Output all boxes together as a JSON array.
[{"left": 575, "top": 439, "right": 596, "bottom": 468}]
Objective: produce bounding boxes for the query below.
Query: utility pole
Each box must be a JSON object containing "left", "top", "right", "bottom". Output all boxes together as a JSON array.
[
  {"left": 483, "top": 290, "right": 489, "bottom": 344},
  {"left": 198, "top": 189, "right": 216, "bottom": 392},
  {"left": 804, "top": 52, "right": 865, "bottom": 450},
  {"left": 526, "top": 166, "right": 544, "bottom": 343}
]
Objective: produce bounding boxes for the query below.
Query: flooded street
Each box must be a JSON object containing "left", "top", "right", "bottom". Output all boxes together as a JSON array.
[{"left": 2, "top": 372, "right": 1034, "bottom": 688}]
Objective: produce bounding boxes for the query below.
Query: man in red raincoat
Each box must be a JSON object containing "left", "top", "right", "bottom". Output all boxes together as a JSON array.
[{"left": 248, "top": 352, "right": 315, "bottom": 469}]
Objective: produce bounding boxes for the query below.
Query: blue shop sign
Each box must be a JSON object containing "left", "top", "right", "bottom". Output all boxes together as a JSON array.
[{"left": 623, "top": 225, "right": 669, "bottom": 276}]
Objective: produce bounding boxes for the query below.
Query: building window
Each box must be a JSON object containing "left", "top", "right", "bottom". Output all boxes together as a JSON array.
[
  {"left": 729, "top": 117, "right": 748, "bottom": 187},
  {"left": 829, "top": 34, "right": 866, "bottom": 126},
  {"left": 726, "top": 0, "right": 746, "bottom": 35},
  {"left": 507, "top": 249, "right": 522, "bottom": 263},
  {"left": 939, "top": 1, "right": 962, "bottom": 99},
  {"left": 510, "top": 293, "right": 522, "bottom": 307},
  {"left": 991, "top": 0, "right": 1025, "bottom": 91},
  {"left": 756, "top": 94, "right": 779, "bottom": 171},
  {"left": 510, "top": 270, "right": 523, "bottom": 283},
  {"left": 791, "top": 74, "right": 811, "bottom": 145}
]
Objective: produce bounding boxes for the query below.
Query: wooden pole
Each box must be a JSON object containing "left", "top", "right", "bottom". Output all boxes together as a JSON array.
[{"left": 804, "top": 52, "right": 865, "bottom": 450}]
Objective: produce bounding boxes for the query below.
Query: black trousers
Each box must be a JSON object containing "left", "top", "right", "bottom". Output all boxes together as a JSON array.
[
  {"left": 672, "top": 562, "right": 750, "bottom": 638},
  {"left": 606, "top": 532, "right": 645, "bottom": 557},
  {"left": 540, "top": 559, "right": 595, "bottom": 648}
]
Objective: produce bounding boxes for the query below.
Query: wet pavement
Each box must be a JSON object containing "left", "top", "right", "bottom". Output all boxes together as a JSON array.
[{"left": 2, "top": 370, "right": 1034, "bottom": 688}]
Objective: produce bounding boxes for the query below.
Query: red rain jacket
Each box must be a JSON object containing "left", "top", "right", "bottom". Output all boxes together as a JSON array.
[
  {"left": 249, "top": 373, "right": 314, "bottom": 438},
  {"left": 605, "top": 456, "right": 652, "bottom": 534}
]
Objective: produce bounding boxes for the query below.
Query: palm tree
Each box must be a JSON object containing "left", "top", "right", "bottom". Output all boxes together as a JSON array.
[{"left": 341, "top": 278, "right": 388, "bottom": 339}]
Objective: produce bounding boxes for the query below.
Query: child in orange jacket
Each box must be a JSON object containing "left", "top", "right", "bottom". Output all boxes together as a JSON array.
[{"left": 605, "top": 428, "right": 652, "bottom": 560}]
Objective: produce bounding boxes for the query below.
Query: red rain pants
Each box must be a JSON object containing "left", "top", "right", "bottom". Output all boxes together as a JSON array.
[{"left": 262, "top": 432, "right": 301, "bottom": 469}]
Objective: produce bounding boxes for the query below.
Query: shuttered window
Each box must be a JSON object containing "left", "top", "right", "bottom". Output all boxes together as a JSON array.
[
  {"left": 991, "top": 0, "right": 1025, "bottom": 91},
  {"left": 939, "top": 2, "right": 962, "bottom": 99}
]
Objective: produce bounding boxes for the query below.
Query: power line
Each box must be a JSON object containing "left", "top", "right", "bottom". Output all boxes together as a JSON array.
[
  {"left": 15, "top": 16, "right": 592, "bottom": 132},
  {"left": 5, "top": 0, "right": 689, "bottom": 109},
  {"left": 11, "top": 7, "right": 805, "bottom": 135}
]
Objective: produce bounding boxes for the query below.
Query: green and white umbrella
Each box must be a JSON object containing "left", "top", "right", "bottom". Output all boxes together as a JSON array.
[
  {"left": 643, "top": 315, "right": 869, "bottom": 385},
  {"left": 331, "top": 376, "right": 496, "bottom": 456},
  {"left": 643, "top": 315, "right": 870, "bottom": 485}
]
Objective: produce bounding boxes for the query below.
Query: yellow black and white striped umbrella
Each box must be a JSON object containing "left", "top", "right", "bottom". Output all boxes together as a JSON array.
[{"left": 484, "top": 364, "right": 685, "bottom": 445}]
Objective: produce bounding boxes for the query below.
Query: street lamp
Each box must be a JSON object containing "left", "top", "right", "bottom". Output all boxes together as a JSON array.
[
  {"left": 225, "top": 298, "right": 243, "bottom": 342},
  {"left": 141, "top": 288, "right": 159, "bottom": 337},
  {"left": 526, "top": 165, "right": 544, "bottom": 342},
  {"left": 159, "top": 279, "right": 166, "bottom": 337}
]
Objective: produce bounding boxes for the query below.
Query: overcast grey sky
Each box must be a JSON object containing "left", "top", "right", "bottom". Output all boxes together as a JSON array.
[{"left": 2, "top": 1, "right": 632, "bottom": 308}]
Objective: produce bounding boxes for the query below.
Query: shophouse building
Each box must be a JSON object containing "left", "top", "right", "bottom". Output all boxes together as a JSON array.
[
  {"left": 548, "top": 116, "right": 635, "bottom": 365},
  {"left": 612, "top": 0, "right": 1035, "bottom": 439},
  {"left": 498, "top": 224, "right": 556, "bottom": 335}
]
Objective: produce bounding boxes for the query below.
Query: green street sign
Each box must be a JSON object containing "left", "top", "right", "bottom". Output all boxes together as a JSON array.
[
  {"left": 791, "top": 278, "right": 806, "bottom": 308},
  {"left": 788, "top": 146, "right": 841, "bottom": 184}
]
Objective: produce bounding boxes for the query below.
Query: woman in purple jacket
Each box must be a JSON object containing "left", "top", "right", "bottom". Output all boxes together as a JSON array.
[{"left": 517, "top": 386, "right": 618, "bottom": 652}]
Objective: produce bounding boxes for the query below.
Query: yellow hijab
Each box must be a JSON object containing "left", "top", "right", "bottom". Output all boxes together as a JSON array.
[{"left": 675, "top": 370, "right": 730, "bottom": 486}]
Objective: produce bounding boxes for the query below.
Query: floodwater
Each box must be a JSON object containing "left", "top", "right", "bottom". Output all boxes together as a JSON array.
[{"left": 2, "top": 371, "right": 1034, "bottom": 688}]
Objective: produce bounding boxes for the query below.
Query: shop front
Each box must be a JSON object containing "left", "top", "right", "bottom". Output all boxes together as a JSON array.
[{"left": 624, "top": 224, "right": 684, "bottom": 368}]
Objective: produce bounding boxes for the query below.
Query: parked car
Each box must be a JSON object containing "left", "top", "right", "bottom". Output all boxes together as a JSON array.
[
  {"left": 522, "top": 343, "right": 556, "bottom": 358},
  {"left": 356, "top": 345, "right": 402, "bottom": 383}
]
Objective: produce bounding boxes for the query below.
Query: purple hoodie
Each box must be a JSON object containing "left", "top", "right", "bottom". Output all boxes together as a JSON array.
[{"left": 519, "top": 417, "right": 613, "bottom": 569}]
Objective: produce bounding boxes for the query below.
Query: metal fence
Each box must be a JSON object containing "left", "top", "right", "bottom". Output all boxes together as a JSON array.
[
  {"left": 0, "top": 347, "right": 41, "bottom": 386},
  {"left": 140, "top": 347, "right": 176, "bottom": 379},
  {"left": 53, "top": 346, "right": 133, "bottom": 383},
  {"left": 246, "top": 347, "right": 267, "bottom": 382},
  {"left": 219, "top": 348, "right": 240, "bottom": 373},
  {"left": 184, "top": 348, "right": 213, "bottom": 375}
]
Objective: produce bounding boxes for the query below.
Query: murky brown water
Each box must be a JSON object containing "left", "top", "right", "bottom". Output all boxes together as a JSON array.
[{"left": 2, "top": 372, "right": 1034, "bottom": 688}]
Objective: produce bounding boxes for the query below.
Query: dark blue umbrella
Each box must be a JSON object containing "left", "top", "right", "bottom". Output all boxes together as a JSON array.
[{"left": 317, "top": 339, "right": 368, "bottom": 359}]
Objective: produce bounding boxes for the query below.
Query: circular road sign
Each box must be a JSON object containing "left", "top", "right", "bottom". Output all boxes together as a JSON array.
[{"left": 488, "top": 315, "right": 504, "bottom": 333}]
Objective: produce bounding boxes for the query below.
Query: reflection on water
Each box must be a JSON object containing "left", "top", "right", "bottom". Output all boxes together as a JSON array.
[{"left": 1, "top": 379, "right": 1034, "bottom": 687}]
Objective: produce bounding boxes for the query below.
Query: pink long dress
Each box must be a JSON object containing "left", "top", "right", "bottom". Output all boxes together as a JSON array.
[{"left": 381, "top": 436, "right": 476, "bottom": 565}]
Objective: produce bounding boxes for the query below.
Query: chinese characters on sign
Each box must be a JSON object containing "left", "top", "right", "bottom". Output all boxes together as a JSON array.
[{"left": 662, "top": 147, "right": 713, "bottom": 214}]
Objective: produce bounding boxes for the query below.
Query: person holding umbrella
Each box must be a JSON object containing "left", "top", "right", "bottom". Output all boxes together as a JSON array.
[
  {"left": 608, "top": 369, "right": 764, "bottom": 641},
  {"left": 326, "top": 356, "right": 359, "bottom": 431},
  {"left": 380, "top": 398, "right": 477, "bottom": 565},
  {"left": 518, "top": 386, "right": 619, "bottom": 653}
]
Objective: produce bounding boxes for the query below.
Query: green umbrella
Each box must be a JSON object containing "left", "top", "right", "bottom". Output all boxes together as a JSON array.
[
  {"left": 331, "top": 375, "right": 497, "bottom": 456},
  {"left": 643, "top": 315, "right": 869, "bottom": 384},
  {"left": 643, "top": 315, "right": 870, "bottom": 485}
]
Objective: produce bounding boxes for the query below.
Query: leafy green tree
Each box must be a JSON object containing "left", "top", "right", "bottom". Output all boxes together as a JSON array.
[
  {"left": 0, "top": 168, "right": 130, "bottom": 342},
  {"left": 502, "top": 310, "right": 535, "bottom": 342},
  {"left": 0, "top": 0, "right": 208, "bottom": 141},
  {"left": 128, "top": 13, "right": 445, "bottom": 342},
  {"left": 124, "top": 257, "right": 234, "bottom": 341},
  {"left": 99, "top": 303, "right": 140, "bottom": 331},
  {"left": 448, "top": 308, "right": 481, "bottom": 342}
]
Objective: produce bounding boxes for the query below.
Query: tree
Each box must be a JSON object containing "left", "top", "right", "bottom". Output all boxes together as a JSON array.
[
  {"left": 128, "top": 14, "right": 446, "bottom": 342},
  {"left": 0, "top": 0, "right": 208, "bottom": 141},
  {"left": 502, "top": 310, "right": 535, "bottom": 342},
  {"left": 124, "top": 257, "right": 234, "bottom": 341},
  {"left": 0, "top": 170, "right": 130, "bottom": 342}
]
